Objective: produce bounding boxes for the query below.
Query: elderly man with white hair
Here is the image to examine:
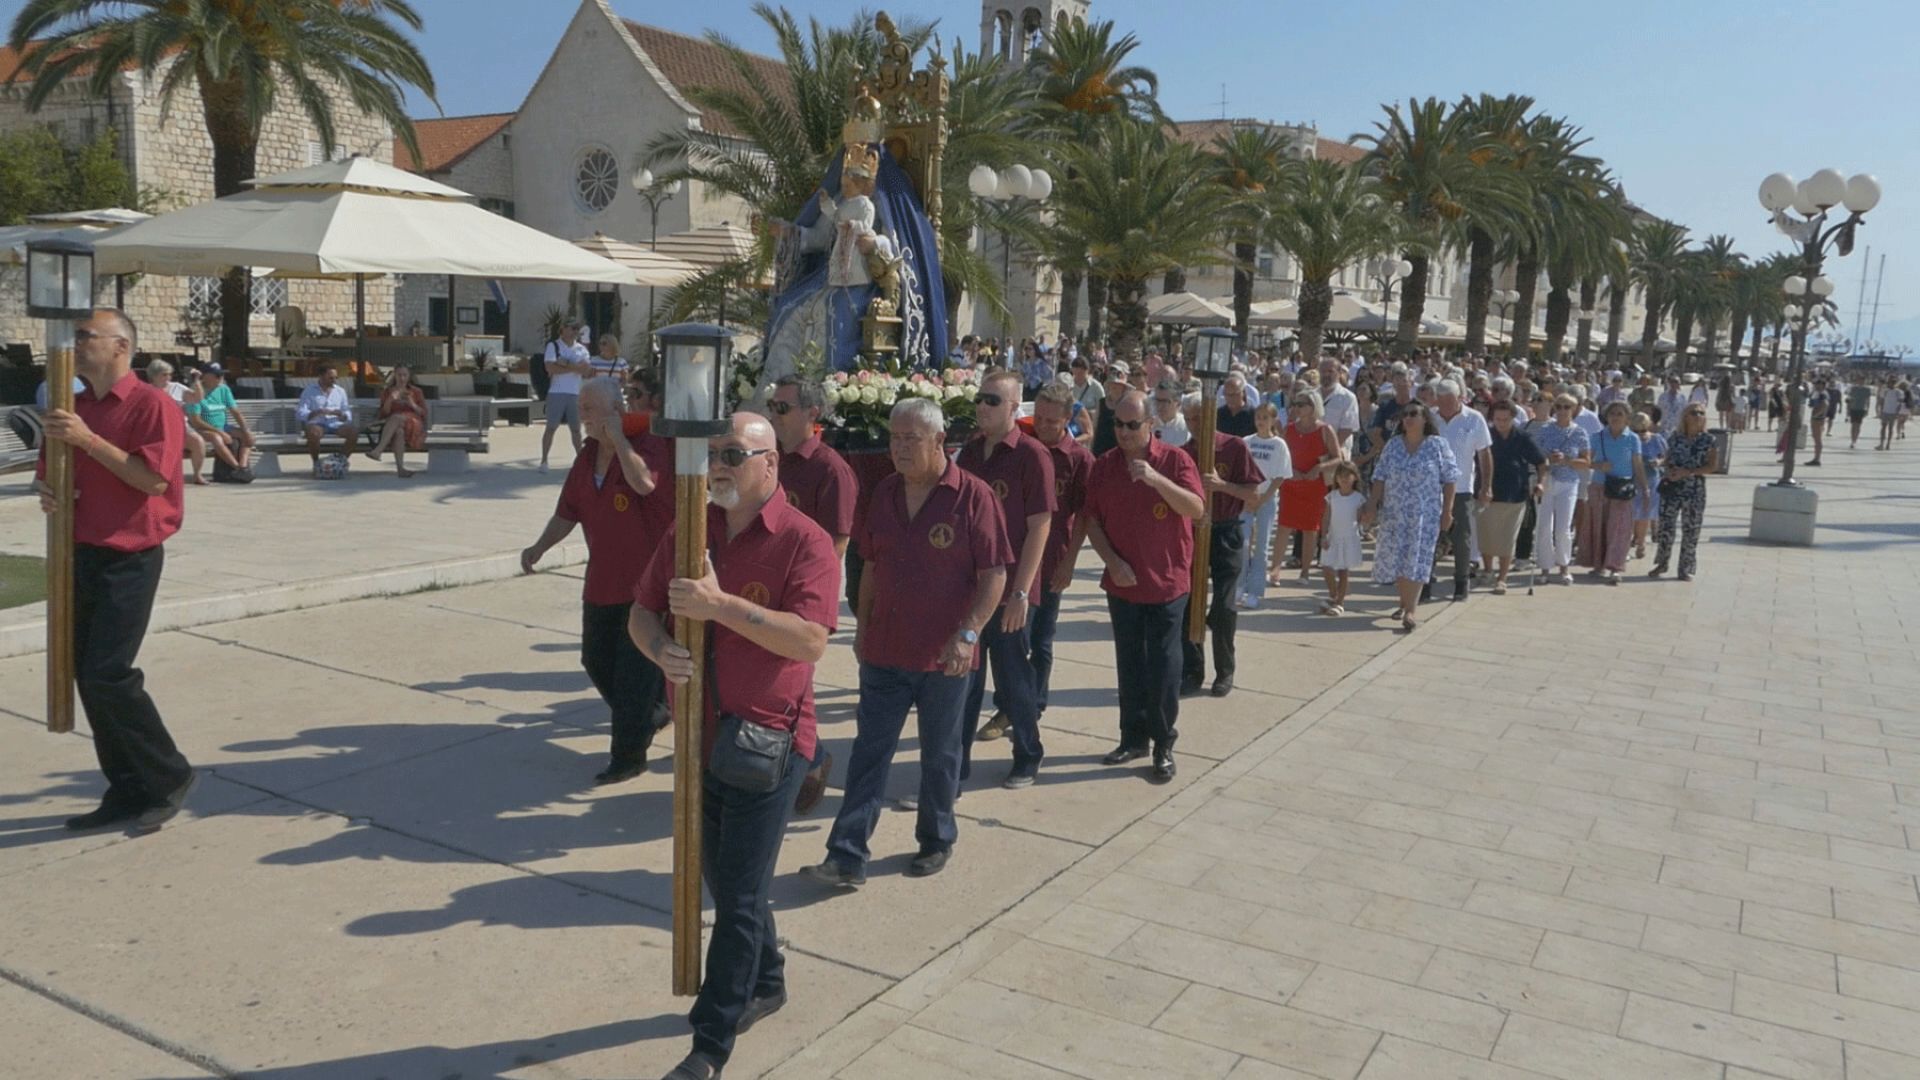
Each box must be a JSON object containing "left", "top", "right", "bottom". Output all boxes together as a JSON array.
[{"left": 1430, "top": 378, "right": 1493, "bottom": 602}]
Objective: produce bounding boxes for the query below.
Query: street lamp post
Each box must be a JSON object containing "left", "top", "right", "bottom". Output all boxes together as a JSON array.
[
  {"left": 632, "top": 168, "right": 684, "bottom": 360},
  {"left": 1758, "top": 168, "right": 1879, "bottom": 490},
  {"left": 970, "top": 163, "right": 1051, "bottom": 337},
  {"left": 1491, "top": 289, "right": 1519, "bottom": 355},
  {"left": 1185, "top": 327, "right": 1234, "bottom": 646},
  {"left": 1372, "top": 258, "right": 1412, "bottom": 354}
]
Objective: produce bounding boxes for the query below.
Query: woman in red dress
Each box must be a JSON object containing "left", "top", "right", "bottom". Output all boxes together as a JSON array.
[
  {"left": 1272, "top": 390, "right": 1346, "bottom": 582},
  {"left": 369, "top": 364, "right": 428, "bottom": 478}
]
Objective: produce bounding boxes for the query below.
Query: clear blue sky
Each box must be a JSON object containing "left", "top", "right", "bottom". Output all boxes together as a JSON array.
[{"left": 240, "top": 0, "right": 1920, "bottom": 348}]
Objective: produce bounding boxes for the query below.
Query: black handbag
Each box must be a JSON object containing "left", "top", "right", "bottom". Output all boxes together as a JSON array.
[
  {"left": 704, "top": 630, "right": 793, "bottom": 794},
  {"left": 1657, "top": 476, "right": 1683, "bottom": 498},
  {"left": 1596, "top": 432, "right": 1635, "bottom": 501}
]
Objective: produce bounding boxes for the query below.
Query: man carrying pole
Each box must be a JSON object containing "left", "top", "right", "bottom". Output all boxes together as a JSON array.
[
  {"left": 36, "top": 308, "right": 197, "bottom": 833},
  {"left": 631, "top": 412, "right": 840, "bottom": 1080}
]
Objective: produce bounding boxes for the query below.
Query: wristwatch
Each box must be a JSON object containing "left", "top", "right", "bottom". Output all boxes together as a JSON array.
[
  {"left": 958, "top": 628, "right": 979, "bottom": 646},
  {"left": 1011, "top": 588, "right": 1028, "bottom": 601}
]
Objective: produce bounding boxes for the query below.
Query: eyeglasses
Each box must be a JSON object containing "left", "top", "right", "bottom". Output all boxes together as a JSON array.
[
  {"left": 73, "top": 329, "right": 126, "bottom": 344},
  {"left": 766, "top": 400, "right": 796, "bottom": 416},
  {"left": 976, "top": 391, "right": 1006, "bottom": 408},
  {"left": 1114, "top": 419, "right": 1148, "bottom": 430},
  {"left": 708, "top": 447, "right": 773, "bottom": 467}
]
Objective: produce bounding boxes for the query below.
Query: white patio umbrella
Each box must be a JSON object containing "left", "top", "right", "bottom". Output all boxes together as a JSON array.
[
  {"left": 92, "top": 157, "right": 636, "bottom": 283},
  {"left": 1146, "top": 290, "right": 1233, "bottom": 326},
  {"left": 1248, "top": 298, "right": 1299, "bottom": 327},
  {"left": 91, "top": 156, "right": 637, "bottom": 367}
]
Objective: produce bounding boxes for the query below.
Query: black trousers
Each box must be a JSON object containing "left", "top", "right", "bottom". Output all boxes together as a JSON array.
[
  {"left": 580, "top": 601, "right": 665, "bottom": 767},
  {"left": 74, "top": 544, "right": 190, "bottom": 806},
  {"left": 690, "top": 749, "right": 809, "bottom": 1063},
  {"left": 1110, "top": 594, "right": 1186, "bottom": 752},
  {"left": 1428, "top": 493, "right": 1474, "bottom": 595},
  {"left": 1182, "top": 520, "right": 1246, "bottom": 685},
  {"left": 843, "top": 548, "right": 864, "bottom": 615}
]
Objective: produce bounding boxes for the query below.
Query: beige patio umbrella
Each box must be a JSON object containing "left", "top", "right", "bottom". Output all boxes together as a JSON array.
[
  {"left": 1146, "top": 290, "right": 1233, "bottom": 326},
  {"left": 572, "top": 232, "right": 699, "bottom": 347},
  {"left": 91, "top": 156, "right": 638, "bottom": 366},
  {"left": 1248, "top": 297, "right": 1299, "bottom": 327}
]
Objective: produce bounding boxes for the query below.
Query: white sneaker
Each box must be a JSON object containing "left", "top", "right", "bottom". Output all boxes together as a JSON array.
[
  {"left": 1558, "top": 572, "right": 1574, "bottom": 585},
  {"left": 538, "top": 461, "right": 549, "bottom": 474}
]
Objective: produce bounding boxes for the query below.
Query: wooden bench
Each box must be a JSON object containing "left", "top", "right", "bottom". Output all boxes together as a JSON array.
[{"left": 230, "top": 399, "right": 492, "bottom": 477}]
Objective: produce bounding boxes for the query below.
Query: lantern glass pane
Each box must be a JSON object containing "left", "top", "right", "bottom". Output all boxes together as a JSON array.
[
  {"left": 28, "top": 250, "right": 62, "bottom": 309},
  {"left": 663, "top": 342, "right": 717, "bottom": 422},
  {"left": 66, "top": 252, "right": 93, "bottom": 310}
]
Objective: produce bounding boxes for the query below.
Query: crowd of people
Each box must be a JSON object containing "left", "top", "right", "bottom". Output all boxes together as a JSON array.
[{"left": 35, "top": 304, "right": 1917, "bottom": 1080}]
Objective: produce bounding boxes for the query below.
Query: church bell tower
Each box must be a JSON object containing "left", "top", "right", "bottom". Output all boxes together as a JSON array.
[{"left": 981, "top": 0, "right": 1091, "bottom": 65}]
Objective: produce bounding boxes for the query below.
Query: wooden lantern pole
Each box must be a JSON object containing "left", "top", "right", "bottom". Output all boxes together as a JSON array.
[
  {"left": 1188, "top": 381, "right": 1218, "bottom": 645},
  {"left": 671, "top": 437, "right": 707, "bottom": 997},
  {"left": 45, "top": 322, "right": 76, "bottom": 734}
]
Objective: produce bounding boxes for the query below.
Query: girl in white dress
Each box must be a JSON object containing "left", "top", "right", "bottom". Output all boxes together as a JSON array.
[{"left": 1319, "top": 461, "right": 1366, "bottom": 615}]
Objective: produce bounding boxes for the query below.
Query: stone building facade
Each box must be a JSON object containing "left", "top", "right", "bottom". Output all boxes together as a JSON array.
[{"left": 1, "top": 47, "right": 396, "bottom": 354}]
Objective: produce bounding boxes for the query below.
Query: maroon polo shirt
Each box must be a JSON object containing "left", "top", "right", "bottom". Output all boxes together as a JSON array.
[
  {"left": 1084, "top": 439, "right": 1203, "bottom": 605},
  {"left": 956, "top": 426, "right": 1056, "bottom": 596},
  {"left": 1181, "top": 431, "right": 1263, "bottom": 523},
  {"left": 1038, "top": 434, "right": 1094, "bottom": 590},
  {"left": 635, "top": 495, "right": 839, "bottom": 765},
  {"left": 857, "top": 460, "right": 1013, "bottom": 672},
  {"left": 38, "top": 370, "right": 183, "bottom": 552},
  {"left": 778, "top": 435, "right": 857, "bottom": 541},
  {"left": 555, "top": 437, "right": 668, "bottom": 605}
]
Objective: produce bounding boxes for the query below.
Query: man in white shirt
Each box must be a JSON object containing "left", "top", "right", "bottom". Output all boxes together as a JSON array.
[
  {"left": 1432, "top": 379, "right": 1493, "bottom": 603},
  {"left": 541, "top": 318, "right": 591, "bottom": 473},
  {"left": 296, "top": 365, "right": 359, "bottom": 469},
  {"left": 1655, "top": 376, "right": 1687, "bottom": 434},
  {"left": 1317, "top": 359, "right": 1360, "bottom": 451}
]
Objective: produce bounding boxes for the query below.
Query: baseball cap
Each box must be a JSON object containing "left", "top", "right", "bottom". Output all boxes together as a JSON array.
[
  {"left": 1105, "top": 361, "right": 1132, "bottom": 380},
  {"left": 202, "top": 362, "right": 225, "bottom": 376}
]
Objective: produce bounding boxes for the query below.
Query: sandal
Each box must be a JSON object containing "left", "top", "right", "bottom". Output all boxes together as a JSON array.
[
  {"left": 1400, "top": 615, "right": 1417, "bottom": 632},
  {"left": 1491, "top": 582, "right": 1507, "bottom": 595}
]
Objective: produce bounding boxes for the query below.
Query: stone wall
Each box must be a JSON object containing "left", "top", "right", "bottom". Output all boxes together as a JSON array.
[{"left": 1, "top": 59, "right": 396, "bottom": 357}]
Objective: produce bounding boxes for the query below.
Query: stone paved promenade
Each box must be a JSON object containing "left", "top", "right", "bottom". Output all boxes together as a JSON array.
[{"left": 2, "top": 428, "right": 1917, "bottom": 1079}]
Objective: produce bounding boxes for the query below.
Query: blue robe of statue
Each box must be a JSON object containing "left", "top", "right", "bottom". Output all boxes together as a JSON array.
[{"left": 764, "top": 144, "right": 947, "bottom": 377}]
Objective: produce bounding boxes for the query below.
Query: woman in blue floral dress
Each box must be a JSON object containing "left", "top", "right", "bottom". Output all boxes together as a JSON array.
[{"left": 1363, "top": 401, "right": 1458, "bottom": 632}]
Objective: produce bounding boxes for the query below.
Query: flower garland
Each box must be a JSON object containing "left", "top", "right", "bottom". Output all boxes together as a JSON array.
[{"left": 820, "top": 363, "right": 982, "bottom": 447}]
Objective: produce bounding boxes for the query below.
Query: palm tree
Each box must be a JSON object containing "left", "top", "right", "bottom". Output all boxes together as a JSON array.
[
  {"left": 1497, "top": 116, "right": 1610, "bottom": 361},
  {"left": 1690, "top": 234, "right": 1743, "bottom": 367},
  {"left": 1263, "top": 158, "right": 1399, "bottom": 364},
  {"left": 1738, "top": 253, "right": 1796, "bottom": 370},
  {"left": 1209, "top": 126, "right": 1292, "bottom": 342},
  {"left": 937, "top": 42, "right": 1045, "bottom": 332},
  {"left": 9, "top": 0, "right": 437, "bottom": 356},
  {"left": 1354, "top": 97, "right": 1527, "bottom": 353},
  {"left": 1627, "top": 219, "right": 1690, "bottom": 364},
  {"left": 1026, "top": 17, "right": 1161, "bottom": 343},
  {"left": 1051, "top": 120, "right": 1229, "bottom": 364},
  {"left": 1452, "top": 93, "right": 1536, "bottom": 353}
]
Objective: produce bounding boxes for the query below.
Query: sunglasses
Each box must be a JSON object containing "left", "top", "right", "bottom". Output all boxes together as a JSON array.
[
  {"left": 976, "top": 391, "right": 1006, "bottom": 407},
  {"left": 1114, "top": 419, "right": 1149, "bottom": 431},
  {"left": 708, "top": 447, "right": 773, "bottom": 467}
]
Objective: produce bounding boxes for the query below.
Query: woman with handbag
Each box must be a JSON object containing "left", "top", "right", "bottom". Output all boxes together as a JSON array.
[
  {"left": 1577, "top": 401, "right": 1644, "bottom": 585},
  {"left": 369, "top": 364, "right": 428, "bottom": 478},
  {"left": 1651, "top": 404, "right": 1718, "bottom": 581}
]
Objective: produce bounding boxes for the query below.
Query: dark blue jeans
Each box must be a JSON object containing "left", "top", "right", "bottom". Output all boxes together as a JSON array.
[
  {"left": 961, "top": 603, "right": 1044, "bottom": 779},
  {"left": 1110, "top": 594, "right": 1186, "bottom": 752},
  {"left": 825, "top": 663, "right": 969, "bottom": 870},
  {"left": 690, "top": 747, "right": 811, "bottom": 1064},
  {"left": 1028, "top": 588, "right": 1065, "bottom": 712}
]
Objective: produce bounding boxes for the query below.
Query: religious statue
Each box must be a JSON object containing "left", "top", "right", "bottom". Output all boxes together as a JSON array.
[{"left": 763, "top": 82, "right": 945, "bottom": 379}]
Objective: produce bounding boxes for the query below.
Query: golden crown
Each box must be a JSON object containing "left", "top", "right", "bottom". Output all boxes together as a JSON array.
[{"left": 842, "top": 83, "right": 886, "bottom": 147}]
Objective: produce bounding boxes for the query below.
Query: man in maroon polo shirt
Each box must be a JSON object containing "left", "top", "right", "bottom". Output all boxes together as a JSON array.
[
  {"left": 1083, "top": 390, "right": 1205, "bottom": 783},
  {"left": 521, "top": 377, "right": 670, "bottom": 784},
  {"left": 956, "top": 368, "right": 1055, "bottom": 788},
  {"left": 629, "top": 413, "right": 839, "bottom": 1080},
  {"left": 766, "top": 375, "right": 856, "bottom": 560},
  {"left": 35, "top": 309, "right": 197, "bottom": 833},
  {"left": 1177, "top": 396, "right": 1265, "bottom": 698},
  {"left": 1026, "top": 381, "right": 1093, "bottom": 717},
  {"left": 807, "top": 397, "right": 1011, "bottom": 886}
]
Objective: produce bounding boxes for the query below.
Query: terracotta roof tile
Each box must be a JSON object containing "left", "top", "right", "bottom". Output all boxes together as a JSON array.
[
  {"left": 0, "top": 39, "right": 161, "bottom": 85},
  {"left": 1315, "top": 138, "right": 1366, "bottom": 164},
  {"left": 393, "top": 112, "right": 513, "bottom": 173},
  {"left": 621, "top": 21, "right": 788, "bottom": 139}
]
